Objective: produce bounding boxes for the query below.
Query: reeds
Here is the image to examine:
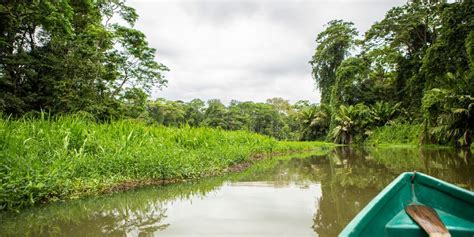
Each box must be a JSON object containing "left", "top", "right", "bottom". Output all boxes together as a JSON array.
[{"left": 0, "top": 114, "right": 322, "bottom": 211}]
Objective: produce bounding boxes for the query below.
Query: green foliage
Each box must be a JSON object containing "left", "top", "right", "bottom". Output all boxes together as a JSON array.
[
  {"left": 420, "top": 1, "right": 473, "bottom": 92},
  {"left": 370, "top": 101, "right": 401, "bottom": 127},
  {"left": 144, "top": 97, "right": 326, "bottom": 141},
  {"left": 2, "top": 114, "right": 311, "bottom": 211},
  {"left": 416, "top": 0, "right": 474, "bottom": 147},
  {"left": 331, "top": 57, "right": 369, "bottom": 108},
  {"left": 422, "top": 87, "right": 474, "bottom": 147},
  {"left": 310, "top": 1, "right": 473, "bottom": 147},
  {"left": 366, "top": 124, "right": 422, "bottom": 146},
  {"left": 273, "top": 140, "right": 333, "bottom": 152},
  {"left": 310, "top": 20, "right": 358, "bottom": 104},
  {"left": 329, "top": 102, "right": 406, "bottom": 144},
  {"left": 184, "top": 99, "right": 206, "bottom": 127},
  {"left": 202, "top": 99, "right": 228, "bottom": 128},
  {"left": 365, "top": 1, "right": 441, "bottom": 112},
  {"left": 0, "top": 146, "right": 470, "bottom": 236},
  {"left": 120, "top": 88, "right": 149, "bottom": 119},
  {"left": 298, "top": 104, "right": 331, "bottom": 141},
  {"left": 330, "top": 104, "right": 372, "bottom": 144},
  {"left": 0, "top": 0, "right": 168, "bottom": 118},
  {"left": 147, "top": 98, "right": 186, "bottom": 126}
]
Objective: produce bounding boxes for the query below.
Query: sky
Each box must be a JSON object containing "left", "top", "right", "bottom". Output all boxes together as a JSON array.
[{"left": 127, "top": 0, "right": 405, "bottom": 104}]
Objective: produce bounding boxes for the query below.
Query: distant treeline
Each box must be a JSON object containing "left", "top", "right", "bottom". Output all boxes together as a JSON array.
[
  {"left": 135, "top": 97, "right": 423, "bottom": 143},
  {"left": 130, "top": 97, "right": 320, "bottom": 141},
  {"left": 308, "top": 0, "right": 473, "bottom": 147}
]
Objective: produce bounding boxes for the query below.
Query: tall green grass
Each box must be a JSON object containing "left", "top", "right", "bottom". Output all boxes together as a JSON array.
[
  {"left": 0, "top": 115, "right": 325, "bottom": 211},
  {"left": 365, "top": 124, "right": 422, "bottom": 146},
  {"left": 274, "top": 140, "right": 334, "bottom": 152}
]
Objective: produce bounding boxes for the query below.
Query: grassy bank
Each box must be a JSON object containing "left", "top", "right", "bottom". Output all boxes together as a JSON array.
[
  {"left": 0, "top": 149, "right": 332, "bottom": 235},
  {"left": 365, "top": 124, "right": 423, "bottom": 146},
  {"left": 0, "top": 115, "right": 328, "bottom": 211}
]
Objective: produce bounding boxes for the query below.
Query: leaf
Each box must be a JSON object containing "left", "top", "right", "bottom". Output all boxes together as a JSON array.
[
  {"left": 452, "top": 108, "right": 468, "bottom": 114},
  {"left": 0, "top": 4, "right": 7, "bottom": 13}
]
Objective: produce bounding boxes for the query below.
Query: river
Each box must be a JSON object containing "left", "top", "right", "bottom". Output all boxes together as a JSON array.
[{"left": 0, "top": 146, "right": 472, "bottom": 236}]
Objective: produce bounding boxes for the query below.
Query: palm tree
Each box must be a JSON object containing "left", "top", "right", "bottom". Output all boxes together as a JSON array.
[
  {"left": 331, "top": 105, "right": 355, "bottom": 144},
  {"left": 370, "top": 101, "right": 400, "bottom": 126},
  {"left": 299, "top": 104, "right": 331, "bottom": 141},
  {"left": 330, "top": 104, "right": 372, "bottom": 144}
]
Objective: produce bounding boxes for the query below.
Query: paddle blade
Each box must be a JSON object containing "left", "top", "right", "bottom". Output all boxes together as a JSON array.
[{"left": 405, "top": 204, "right": 451, "bottom": 237}]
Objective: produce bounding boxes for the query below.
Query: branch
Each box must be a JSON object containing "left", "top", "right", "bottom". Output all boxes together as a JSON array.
[{"left": 112, "top": 69, "right": 129, "bottom": 97}]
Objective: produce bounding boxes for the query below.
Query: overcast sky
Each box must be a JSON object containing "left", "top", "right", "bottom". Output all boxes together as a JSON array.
[{"left": 128, "top": 0, "right": 405, "bottom": 104}]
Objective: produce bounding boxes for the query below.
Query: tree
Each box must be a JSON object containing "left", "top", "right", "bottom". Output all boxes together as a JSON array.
[
  {"left": 107, "top": 25, "right": 168, "bottom": 97},
  {"left": 308, "top": 1, "right": 473, "bottom": 147},
  {"left": 226, "top": 103, "right": 250, "bottom": 131},
  {"left": 370, "top": 101, "right": 401, "bottom": 127},
  {"left": 183, "top": 99, "right": 205, "bottom": 127},
  {"left": 298, "top": 104, "right": 331, "bottom": 141},
  {"left": 121, "top": 88, "right": 148, "bottom": 119},
  {"left": 147, "top": 98, "right": 185, "bottom": 126},
  {"left": 331, "top": 57, "right": 370, "bottom": 108},
  {"left": 418, "top": 1, "right": 474, "bottom": 147},
  {"left": 330, "top": 104, "right": 372, "bottom": 144},
  {"left": 420, "top": 0, "right": 473, "bottom": 91},
  {"left": 250, "top": 103, "right": 285, "bottom": 139},
  {"left": 422, "top": 75, "right": 474, "bottom": 147},
  {"left": 364, "top": 1, "right": 442, "bottom": 114},
  {"left": 309, "top": 20, "right": 358, "bottom": 104},
  {"left": 266, "top": 97, "right": 293, "bottom": 116},
  {"left": 229, "top": 101, "right": 285, "bottom": 138},
  {"left": 0, "top": 0, "right": 168, "bottom": 118},
  {"left": 202, "top": 99, "right": 228, "bottom": 128}
]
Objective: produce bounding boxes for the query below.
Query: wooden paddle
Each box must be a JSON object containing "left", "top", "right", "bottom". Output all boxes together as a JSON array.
[
  {"left": 405, "top": 172, "right": 451, "bottom": 237},
  {"left": 405, "top": 204, "right": 451, "bottom": 237}
]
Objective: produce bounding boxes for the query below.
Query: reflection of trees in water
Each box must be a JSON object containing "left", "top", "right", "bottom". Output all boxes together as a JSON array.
[
  {"left": 0, "top": 177, "right": 226, "bottom": 237},
  {"left": 418, "top": 148, "right": 473, "bottom": 189},
  {"left": 312, "top": 146, "right": 474, "bottom": 237},
  {"left": 311, "top": 147, "right": 383, "bottom": 237},
  {"left": 34, "top": 202, "right": 170, "bottom": 237},
  {"left": 0, "top": 198, "right": 170, "bottom": 237},
  {"left": 370, "top": 147, "right": 473, "bottom": 189},
  {"left": 98, "top": 201, "right": 169, "bottom": 236},
  {"left": 313, "top": 181, "right": 377, "bottom": 237}
]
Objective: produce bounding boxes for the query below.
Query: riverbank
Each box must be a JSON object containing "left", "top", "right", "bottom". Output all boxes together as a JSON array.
[
  {"left": 365, "top": 124, "right": 422, "bottom": 146},
  {"left": 0, "top": 115, "right": 331, "bottom": 211},
  {"left": 365, "top": 124, "right": 474, "bottom": 150}
]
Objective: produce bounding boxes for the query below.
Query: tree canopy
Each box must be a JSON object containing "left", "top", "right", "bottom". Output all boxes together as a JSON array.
[
  {"left": 309, "top": 20, "right": 358, "bottom": 104},
  {"left": 310, "top": 0, "right": 473, "bottom": 146},
  {"left": 0, "top": 0, "right": 168, "bottom": 118}
]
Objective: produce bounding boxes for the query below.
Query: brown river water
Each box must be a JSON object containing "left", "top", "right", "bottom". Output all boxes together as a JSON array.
[{"left": 0, "top": 146, "right": 473, "bottom": 237}]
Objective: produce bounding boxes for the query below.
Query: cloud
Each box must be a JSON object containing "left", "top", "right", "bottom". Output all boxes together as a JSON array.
[
  {"left": 127, "top": 0, "right": 404, "bottom": 104},
  {"left": 181, "top": 1, "right": 261, "bottom": 25}
]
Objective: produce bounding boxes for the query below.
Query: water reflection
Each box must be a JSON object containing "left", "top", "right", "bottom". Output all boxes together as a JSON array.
[
  {"left": 161, "top": 182, "right": 319, "bottom": 236},
  {"left": 0, "top": 147, "right": 472, "bottom": 237},
  {"left": 312, "top": 146, "right": 473, "bottom": 236},
  {"left": 0, "top": 177, "right": 226, "bottom": 237}
]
